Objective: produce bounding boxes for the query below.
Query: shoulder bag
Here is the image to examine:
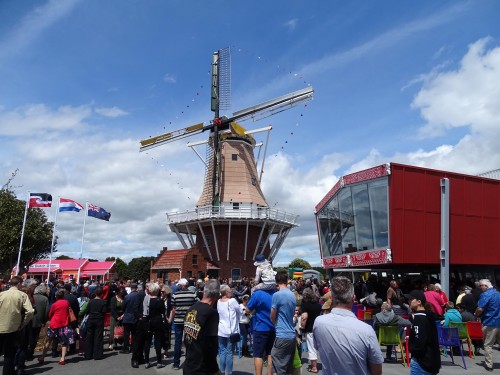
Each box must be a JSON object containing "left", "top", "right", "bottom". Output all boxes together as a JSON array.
[
  {"left": 228, "top": 299, "right": 241, "bottom": 344},
  {"left": 68, "top": 307, "right": 78, "bottom": 328}
]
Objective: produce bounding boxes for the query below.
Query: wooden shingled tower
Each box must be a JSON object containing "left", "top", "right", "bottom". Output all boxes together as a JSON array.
[{"left": 140, "top": 47, "right": 313, "bottom": 279}]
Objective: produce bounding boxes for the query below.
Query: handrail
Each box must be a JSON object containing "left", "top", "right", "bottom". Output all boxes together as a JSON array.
[{"left": 166, "top": 205, "right": 299, "bottom": 225}]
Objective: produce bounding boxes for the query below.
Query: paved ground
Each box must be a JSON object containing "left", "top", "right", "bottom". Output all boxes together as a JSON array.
[{"left": 3, "top": 344, "right": 497, "bottom": 374}]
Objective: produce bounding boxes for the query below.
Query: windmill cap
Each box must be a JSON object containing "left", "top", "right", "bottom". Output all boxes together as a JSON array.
[{"left": 254, "top": 254, "right": 268, "bottom": 266}]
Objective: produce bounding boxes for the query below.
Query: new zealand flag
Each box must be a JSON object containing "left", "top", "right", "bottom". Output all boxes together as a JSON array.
[{"left": 87, "top": 204, "right": 111, "bottom": 221}]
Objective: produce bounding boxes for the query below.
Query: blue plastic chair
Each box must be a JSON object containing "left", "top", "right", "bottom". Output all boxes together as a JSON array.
[{"left": 436, "top": 325, "right": 467, "bottom": 369}]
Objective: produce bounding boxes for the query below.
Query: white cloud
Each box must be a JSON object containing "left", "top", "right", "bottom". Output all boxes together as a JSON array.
[
  {"left": 95, "top": 106, "right": 128, "bottom": 118},
  {"left": 163, "top": 74, "right": 176, "bottom": 84},
  {"left": 0, "top": 104, "right": 91, "bottom": 136},
  {"left": 284, "top": 18, "right": 298, "bottom": 31},
  {"left": 0, "top": 0, "right": 81, "bottom": 62},
  {"left": 413, "top": 37, "right": 500, "bottom": 138},
  {"left": 353, "top": 37, "right": 500, "bottom": 176}
]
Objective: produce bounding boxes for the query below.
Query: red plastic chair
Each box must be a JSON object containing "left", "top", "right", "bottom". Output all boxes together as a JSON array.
[
  {"left": 404, "top": 326, "right": 411, "bottom": 367},
  {"left": 467, "top": 321, "right": 483, "bottom": 341}
]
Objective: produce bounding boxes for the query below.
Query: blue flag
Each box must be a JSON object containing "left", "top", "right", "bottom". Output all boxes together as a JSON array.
[{"left": 87, "top": 204, "right": 111, "bottom": 221}]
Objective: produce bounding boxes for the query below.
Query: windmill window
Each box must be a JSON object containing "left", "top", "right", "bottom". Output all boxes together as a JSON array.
[
  {"left": 232, "top": 154, "right": 238, "bottom": 161},
  {"left": 233, "top": 202, "right": 240, "bottom": 210},
  {"left": 192, "top": 255, "right": 198, "bottom": 265}
]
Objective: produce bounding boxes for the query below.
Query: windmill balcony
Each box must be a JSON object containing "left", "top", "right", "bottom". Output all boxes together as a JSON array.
[{"left": 166, "top": 205, "right": 299, "bottom": 225}]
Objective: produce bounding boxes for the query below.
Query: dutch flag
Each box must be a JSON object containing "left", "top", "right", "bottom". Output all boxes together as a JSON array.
[{"left": 59, "top": 198, "right": 83, "bottom": 212}]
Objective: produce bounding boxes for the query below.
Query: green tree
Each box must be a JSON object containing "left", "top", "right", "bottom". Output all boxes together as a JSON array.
[
  {"left": 105, "top": 256, "right": 128, "bottom": 279},
  {"left": 0, "top": 188, "right": 55, "bottom": 277},
  {"left": 288, "top": 258, "right": 312, "bottom": 270},
  {"left": 127, "top": 256, "right": 153, "bottom": 281},
  {"left": 56, "top": 255, "right": 73, "bottom": 260}
]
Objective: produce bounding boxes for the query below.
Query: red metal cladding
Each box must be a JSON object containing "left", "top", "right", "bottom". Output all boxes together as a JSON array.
[
  {"left": 389, "top": 163, "right": 500, "bottom": 265},
  {"left": 342, "top": 164, "right": 390, "bottom": 185}
]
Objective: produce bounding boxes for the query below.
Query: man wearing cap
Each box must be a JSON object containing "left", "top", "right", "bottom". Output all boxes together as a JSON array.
[
  {"left": 313, "top": 276, "right": 383, "bottom": 375},
  {"left": 474, "top": 279, "right": 500, "bottom": 372},
  {"left": 170, "top": 278, "right": 198, "bottom": 370},
  {"left": 407, "top": 290, "right": 440, "bottom": 375}
]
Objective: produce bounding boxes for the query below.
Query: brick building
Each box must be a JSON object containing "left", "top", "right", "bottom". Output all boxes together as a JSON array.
[{"left": 150, "top": 247, "right": 221, "bottom": 283}]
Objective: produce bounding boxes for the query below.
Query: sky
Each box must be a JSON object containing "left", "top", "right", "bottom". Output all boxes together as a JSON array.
[{"left": 1, "top": 1, "right": 500, "bottom": 268}]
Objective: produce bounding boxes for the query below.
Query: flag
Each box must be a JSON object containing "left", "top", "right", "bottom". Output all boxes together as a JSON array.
[
  {"left": 88, "top": 204, "right": 111, "bottom": 221},
  {"left": 59, "top": 198, "right": 83, "bottom": 212},
  {"left": 29, "top": 193, "right": 52, "bottom": 208}
]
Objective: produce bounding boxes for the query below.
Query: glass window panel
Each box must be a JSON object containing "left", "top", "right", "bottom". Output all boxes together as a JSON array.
[
  {"left": 369, "top": 178, "right": 389, "bottom": 248},
  {"left": 339, "top": 187, "right": 356, "bottom": 253},
  {"left": 352, "top": 184, "right": 374, "bottom": 250},
  {"left": 318, "top": 195, "right": 343, "bottom": 257}
]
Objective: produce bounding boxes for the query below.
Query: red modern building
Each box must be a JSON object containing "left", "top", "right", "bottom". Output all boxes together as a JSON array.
[{"left": 315, "top": 163, "right": 500, "bottom": 285}]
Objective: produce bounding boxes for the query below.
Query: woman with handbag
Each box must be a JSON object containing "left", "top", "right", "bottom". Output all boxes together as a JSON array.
[
  {"left": 109, "top": 289, "right": 125, "bottom": 350},
  {"left": 38, "top": 289, "right": 75, "bottom": 365},
  {"left": 217, "top": 284, "right": 242, "bottom": 375},
  {"left": 84, "top": 287, "right": 107, "bottom": 360}
]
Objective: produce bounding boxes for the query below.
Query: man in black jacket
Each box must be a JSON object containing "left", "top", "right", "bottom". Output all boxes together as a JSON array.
[{"left": 407, "top": 290, "right": 441, "bottom": 374}]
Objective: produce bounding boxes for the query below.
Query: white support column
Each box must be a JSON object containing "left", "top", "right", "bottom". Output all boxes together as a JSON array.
[
  {"left": 211, "top": 220, "right": 220, "bottom": 261},
  {"left": 253, "top": 222, "right": 267, "bottom": 260},
  {"left": 184, "top": 224, "right": 195, "bottom": 247},
  {"left": 173, "top": 226, "right": 189, "bottom": 249},
  {"left": 198, "top": 222, "right": 213, "bottom": 260},
  {"left": 244, "top": 221, "right": 249, "bottom": 261},
  {"left": 227, "top": 221, "right": 232, "bottom": 261}
]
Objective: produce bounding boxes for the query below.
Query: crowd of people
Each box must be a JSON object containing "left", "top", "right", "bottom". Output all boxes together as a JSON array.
[{"left": 0, "top": 261, "right": 499, "bottom": 375}]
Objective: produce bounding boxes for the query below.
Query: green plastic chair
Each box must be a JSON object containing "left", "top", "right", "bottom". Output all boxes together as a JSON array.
[
  {"left": 377, "top": 325, "right": 406, "bottom": 366},
  {"left": 449, "top": 321, "right": 473, "bottom": 358}
]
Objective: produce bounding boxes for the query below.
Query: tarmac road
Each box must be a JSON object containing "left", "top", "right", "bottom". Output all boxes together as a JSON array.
[{"left": 3, "top": 344, "right": 497, "bottom": 375}]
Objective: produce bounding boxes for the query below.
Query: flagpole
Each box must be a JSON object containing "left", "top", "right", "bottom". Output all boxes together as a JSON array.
[
  {"left": 16, "top": 191, "right": 30, "bottom": 276},
  {"left": 47, "top": 197, "right": 60, "bottom": 282},
  {"left": 77, "top": 201, "right": 88, "bottom": 283}
]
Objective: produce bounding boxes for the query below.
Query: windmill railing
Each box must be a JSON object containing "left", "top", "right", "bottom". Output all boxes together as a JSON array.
[{"left": 166, "top": 205, "right": 299, "bottom": 225}]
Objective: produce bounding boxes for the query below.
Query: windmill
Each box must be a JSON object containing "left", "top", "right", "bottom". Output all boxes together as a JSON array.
[{"left": 141, "top": 47, "right": 314, "bottom": 279}]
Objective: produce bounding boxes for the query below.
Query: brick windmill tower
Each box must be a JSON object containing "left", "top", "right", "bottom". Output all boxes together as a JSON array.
[{"left": 141, "top": 47, "right": 313, "bottom": 280}]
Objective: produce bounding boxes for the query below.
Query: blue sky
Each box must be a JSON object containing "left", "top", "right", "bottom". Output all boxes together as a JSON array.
[{"left": 1, "top": 0, "right": 500, "bottom": 267}]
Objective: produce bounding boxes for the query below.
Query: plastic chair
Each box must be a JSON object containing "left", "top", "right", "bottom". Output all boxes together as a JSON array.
[
  {"left": 467, "top": 321, "right": 483, "bottom": 356},
  {"left": 449, "top": 321, "right": 473, "bottom": 358},
  {"left": 378, "top": 325, "right": 406, "bottom": 366},
  {"left": 356, "top": 307, "right": 373, "bottom": 320},
  {"left": 352, "top": 304, "right": 363, "bottom": 316},
  {"left": 436, "top": 326, "right": 467, "bottom": 369},
  {"left": 362, "top": 318, "right": 374, "bottom": 328},
  {"left": 466, "top": 321, "right": 483, "bottom": 341}
]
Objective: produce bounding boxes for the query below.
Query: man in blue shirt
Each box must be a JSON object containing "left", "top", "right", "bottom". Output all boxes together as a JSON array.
[
  {"left": 475, "top": 279, "right": 500, "bottom": 372},
  {"left": 247, "top": 286, "right": 275, "bottom": 375},
  {"left": 270, "top": 270, "right": 296, "bottom": 375}
]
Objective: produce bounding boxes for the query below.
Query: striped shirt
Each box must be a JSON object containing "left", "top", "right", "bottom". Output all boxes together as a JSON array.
[{"left": 172, "top": 289, "right": 198, "bottom": 325}]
